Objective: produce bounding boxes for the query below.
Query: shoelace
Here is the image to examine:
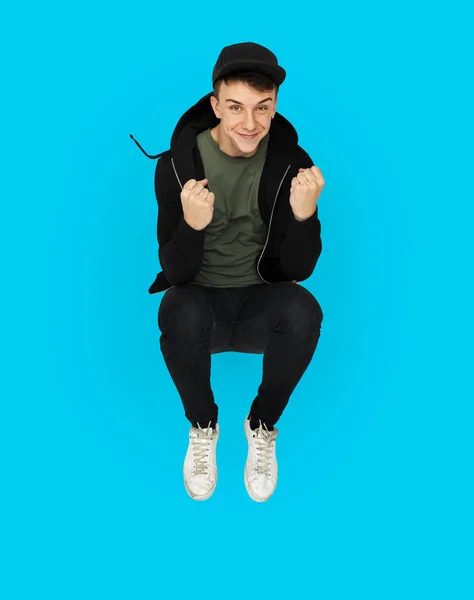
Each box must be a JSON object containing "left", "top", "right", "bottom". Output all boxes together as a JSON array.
[
  {"left": 191, "top": 423, "right": 215, "bottom": 476},
  {"left": 252, "top": 422, "right": 277, "bottom": 476}
]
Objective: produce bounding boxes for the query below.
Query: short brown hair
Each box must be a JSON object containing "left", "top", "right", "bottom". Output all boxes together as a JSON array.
[{"left": 213, "top": 70, "right": 279, "bottom": 101}]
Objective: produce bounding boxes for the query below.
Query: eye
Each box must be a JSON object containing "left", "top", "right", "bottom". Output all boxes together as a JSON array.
[{"left": 230, "top": 105, "right": 269, "bottom": 111}]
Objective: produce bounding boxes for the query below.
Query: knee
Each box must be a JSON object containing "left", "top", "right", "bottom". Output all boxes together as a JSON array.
[
  {"left": 272, "top": 284, "right": 323, "bottom": 336},
  {"left": 158, "top": 285, "right": 214, "bottom": 339}
]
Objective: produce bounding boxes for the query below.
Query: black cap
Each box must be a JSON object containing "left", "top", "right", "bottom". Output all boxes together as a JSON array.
[{"left": 212, "top": 42, "right": 286, "bottom": 88}]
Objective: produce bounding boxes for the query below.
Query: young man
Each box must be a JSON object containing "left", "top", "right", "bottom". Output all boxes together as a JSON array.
[{"left": 131, "top": 42, "right": 325, "bottom": 502}]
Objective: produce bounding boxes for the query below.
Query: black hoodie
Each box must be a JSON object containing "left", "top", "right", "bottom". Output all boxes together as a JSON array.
[{"left": 131, "top": 91, "right": 322, "bottom": 294}]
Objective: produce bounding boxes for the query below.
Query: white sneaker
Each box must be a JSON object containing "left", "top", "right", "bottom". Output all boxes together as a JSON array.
[
  {"left": 244, "top": 416, "right": 278, "bottom": 502},
  {"left": 183, "top": 422, "right": 219, "bottom": 501}
]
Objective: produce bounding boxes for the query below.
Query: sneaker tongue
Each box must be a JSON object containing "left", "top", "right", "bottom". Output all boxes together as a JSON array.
[{"left": 195, "top": 425, "right": 213, "bottom": 436}]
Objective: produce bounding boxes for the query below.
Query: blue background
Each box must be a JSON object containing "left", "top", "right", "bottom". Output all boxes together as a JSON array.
[{"left": 1, "top": 0, "right": 473, "bottom": 598}]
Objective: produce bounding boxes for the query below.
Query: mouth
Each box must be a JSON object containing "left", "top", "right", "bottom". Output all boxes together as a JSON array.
[{"left": 238, "top": 133, "right": 258, "bottom": 139}]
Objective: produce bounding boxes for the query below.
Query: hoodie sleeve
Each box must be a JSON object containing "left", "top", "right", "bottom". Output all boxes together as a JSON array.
[
  {"left": 155, "top": 156, "right": 205, "bottom": 286},
  {"left": 278, "top": 150, "right": 323, "bottom": 282},
  {"left": 279, "top": 207, "right": 322, "bottom": 282}
]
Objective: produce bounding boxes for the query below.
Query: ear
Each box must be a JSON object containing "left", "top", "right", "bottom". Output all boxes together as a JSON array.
[{"left": 210, "top": 96, "right": 222, "bottom": 119}]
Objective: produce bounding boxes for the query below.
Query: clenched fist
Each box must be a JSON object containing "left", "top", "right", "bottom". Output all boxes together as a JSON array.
[
  {"left": 290, "top": 166, "right": 325, "bottom": 221},
  {"left": 181, "top": 178, "right": 215, "bottom": 231}
]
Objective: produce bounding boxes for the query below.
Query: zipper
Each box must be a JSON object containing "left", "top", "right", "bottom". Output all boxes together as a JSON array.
[
  {"left": 256, "top": 164, "right": 299, "bottom": 284},
  {"left": 171, "top": 158, "right": 184, "bottom": 190}
]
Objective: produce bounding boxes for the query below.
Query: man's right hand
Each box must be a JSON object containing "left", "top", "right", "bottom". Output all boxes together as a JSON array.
[{"left": 180, "top": 178, "right": 215, "bottom": 231}]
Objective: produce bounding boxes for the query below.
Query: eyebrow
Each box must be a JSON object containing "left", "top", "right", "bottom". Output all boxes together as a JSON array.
[{"left": 225, "top": 97, "right": 273, "bottom": 105}]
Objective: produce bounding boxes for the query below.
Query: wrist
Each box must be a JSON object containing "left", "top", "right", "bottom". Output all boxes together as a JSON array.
[
  {"left": 292, "top": 209, "right": 316, "bottom": 222},
  {"left": 183, "top": 215, "right": 202, "bottom": 231}
]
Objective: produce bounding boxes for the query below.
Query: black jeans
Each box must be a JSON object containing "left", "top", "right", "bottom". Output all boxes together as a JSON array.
[{"left": 158, "top": 282, "right": 323, "bottom": 429}]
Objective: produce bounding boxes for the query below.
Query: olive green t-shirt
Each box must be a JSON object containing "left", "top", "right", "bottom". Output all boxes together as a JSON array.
[{"left": 193, "top": 128, "right": 269, "bottom": 288}]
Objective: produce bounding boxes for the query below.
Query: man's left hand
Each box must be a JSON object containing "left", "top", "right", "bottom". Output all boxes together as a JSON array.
[{"left": 289, "top": 166, "right": 325, "bottom": 221}]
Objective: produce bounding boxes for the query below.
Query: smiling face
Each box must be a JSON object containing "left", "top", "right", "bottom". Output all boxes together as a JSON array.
[{"left": 209, "top": 80, "right": 278, "bottom": 158}]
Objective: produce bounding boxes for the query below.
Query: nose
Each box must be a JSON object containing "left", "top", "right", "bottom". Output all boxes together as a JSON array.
[{"left": 243, "top": 112, "right": 256, "bottom": 132}]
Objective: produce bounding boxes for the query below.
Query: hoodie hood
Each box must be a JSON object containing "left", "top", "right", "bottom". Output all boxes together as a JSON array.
[{"left": 130, "top": 91, "right": 300, "bottom": 160}]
